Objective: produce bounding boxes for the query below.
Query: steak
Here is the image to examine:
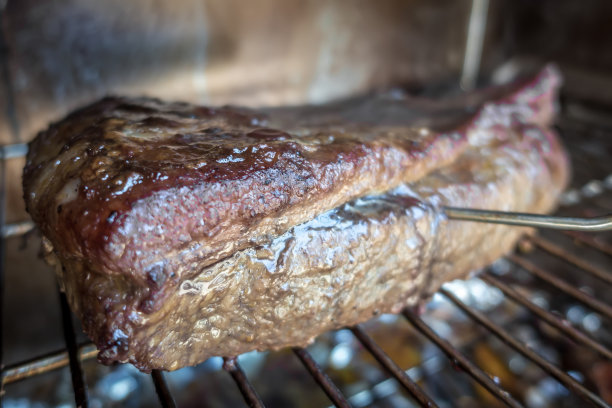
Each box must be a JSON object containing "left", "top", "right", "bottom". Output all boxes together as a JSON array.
[{"left": 23, "top": 65, "right": 569, "bottom": 372}]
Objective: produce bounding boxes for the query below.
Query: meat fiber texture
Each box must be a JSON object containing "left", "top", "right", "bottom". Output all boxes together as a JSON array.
[{"left": 23, "top": 65, "right": 569, "bottom": 372}]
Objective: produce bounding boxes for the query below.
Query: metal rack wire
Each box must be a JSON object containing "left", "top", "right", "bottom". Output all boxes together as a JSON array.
[{"left": 1, "top": 122, "right": 611, "bottom": 407}]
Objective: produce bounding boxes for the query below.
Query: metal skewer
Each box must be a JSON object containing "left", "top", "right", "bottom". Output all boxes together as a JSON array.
[{"left": 444, "top": 206, "right": 612, "bottom": 231}]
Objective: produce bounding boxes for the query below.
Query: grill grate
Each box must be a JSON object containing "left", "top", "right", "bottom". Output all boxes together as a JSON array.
[
  {"left": 1, "top": 116, "right": 611, "bottom": 408},
  {"left": 58, "top": 291, "right": 88, "bottom": 407},
  {"left": 222, "top": 357, "right": 265, "bottom": 408},
  {"left": 402, "top": 308, "right": 523, "bottom": 408},
  {"left": 292, "top": 347, "right": 351, "bottom": 408},
  {"left": 509, "top": 254, "right": 612, "bottom": 320},
  {"left": 480, "top": 273, "right": 612, "bottom": 360},
  {"left": 0, "top": 137, "right": 6, "bottom": 406},
  {"left": 439, "top": 287, "right": 608, "bottom": 408},
  {"left": 151, "top": 370, "right": 177, "bottom": 408},
  {"left": 349, "top": 325, "right": 437, "bottom": 407}
]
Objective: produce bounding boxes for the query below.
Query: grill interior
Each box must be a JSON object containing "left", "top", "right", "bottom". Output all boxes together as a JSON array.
[
  {"left": 2, "top": 0, "right": 612, "bottom": 406},
  {"left": 1, "top": 101, "right": 611, "bottom": 407}
]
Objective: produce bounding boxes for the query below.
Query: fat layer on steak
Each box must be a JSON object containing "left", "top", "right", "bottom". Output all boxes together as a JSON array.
[{"left": 23, "top": 66, "right": 569, "bottom": 371}]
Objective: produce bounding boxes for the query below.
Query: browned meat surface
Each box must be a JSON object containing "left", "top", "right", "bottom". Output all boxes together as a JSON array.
[{"left": 23, "top": 66, "right": 569, "bottom": 372}]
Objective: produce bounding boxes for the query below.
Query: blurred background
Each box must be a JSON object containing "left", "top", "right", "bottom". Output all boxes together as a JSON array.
[{"left": 2, "top": 0, "right": 612, "bottom": 407}]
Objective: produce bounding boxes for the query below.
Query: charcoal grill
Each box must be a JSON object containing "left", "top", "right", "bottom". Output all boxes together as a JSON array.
[{"left": 1, "top": 102, "right": 611, "bottom": 408}]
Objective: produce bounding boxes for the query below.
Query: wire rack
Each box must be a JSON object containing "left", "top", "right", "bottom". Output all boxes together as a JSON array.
[{"left": 1, "top": 113, "right": 611, "bottom": 408}]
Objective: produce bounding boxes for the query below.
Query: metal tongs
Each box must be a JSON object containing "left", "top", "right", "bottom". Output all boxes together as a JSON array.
[{"left": 444, "top": 207, "right": 612, "bottom": 231}]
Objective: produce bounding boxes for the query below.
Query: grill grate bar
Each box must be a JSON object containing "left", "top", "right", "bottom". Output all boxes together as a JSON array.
[
  {"left": 0, "top": 143, "right": 27, "bottom": 160},
  {"left": 402, "top": 309, "right": 523, "bottom": 408},
  {"left": 223, "top": 356, "right": 265, "bottom": 408},
  {"left": 2, "top": 343, "right": 97, "bottom": 385},
  {"left": 527, "top": 235, "right": 612, "bottom": 285},
  {"left": 481, "top": 272, "right": 612, "bottom": 359},
  {"left": 152, "top": 370, "right": 177, "bottom": 408},
  {"left": 292, "top": 347, "right": 351, "bottom": 408},
  {"left": 350, "top": 325, "right": 439, "bottom": 407},
  {"left": 564, "top": 231, "right": 612, "bottom": 257},
  {"left": 58, "top": 290, "right": 89, "bottom": 408},
  {"left": 0, "top": 143, "right": 6, "bottom": 403},
  {"left": 440, "top": 287, "right": 609, "bottom": 408},
  {"left": 2, "top": 220, "right": 34, "bottom": 238},
  {"left": 509, "top": 254, "right": 612, "bottom": 319}
]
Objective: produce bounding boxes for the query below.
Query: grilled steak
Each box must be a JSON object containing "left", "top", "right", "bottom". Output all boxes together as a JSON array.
[{"left": 23, "top": 65, "right": 569, "bottom": 372}]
